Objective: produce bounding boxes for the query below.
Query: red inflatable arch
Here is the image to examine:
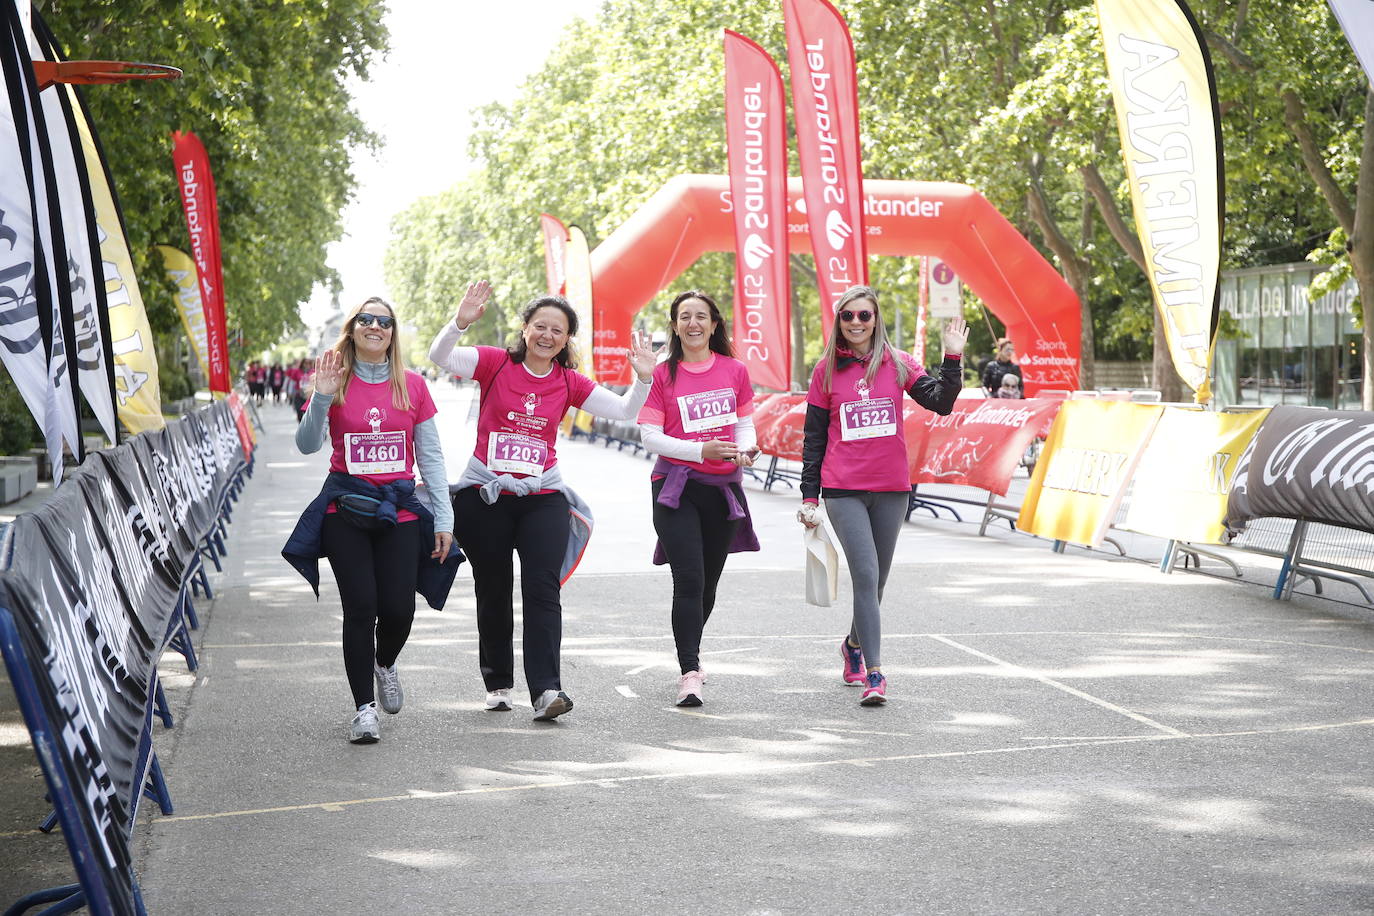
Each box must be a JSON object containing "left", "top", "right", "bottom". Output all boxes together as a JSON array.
[{"left": 589, "top": 174, "right": 1079, "bottom": 394}]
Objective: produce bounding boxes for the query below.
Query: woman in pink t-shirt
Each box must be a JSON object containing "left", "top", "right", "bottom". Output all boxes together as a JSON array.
[
  {"left": 637, "top": 290, "right": 760, "bottom": 707},
  {"left": 430, "top": 281, "right": 656, "bottom": 722},
  {"left": 797, "top": 285, "right": 967, "bottom": 706}
]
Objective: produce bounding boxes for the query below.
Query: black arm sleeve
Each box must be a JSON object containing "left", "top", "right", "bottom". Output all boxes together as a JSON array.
[
  {"left": 800, "top": 403, "right": 830, "bottom": 502},
  {"left": 909, "top": 356, "right": 964, "bottom": 416}
]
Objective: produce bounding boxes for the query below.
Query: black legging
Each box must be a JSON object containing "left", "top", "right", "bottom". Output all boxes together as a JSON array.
[
  {"left": 322, "top": 514, "right": 420, "bottom": 707},
  {"left": 453, "top": 487, "right": 569, "bottom": 702},
  {"left": 651, "top": 477, "right": 742, "bottom": 674}
]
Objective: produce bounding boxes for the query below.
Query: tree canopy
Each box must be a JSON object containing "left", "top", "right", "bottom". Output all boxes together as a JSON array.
[{"left": 385, "top": 0, "right": 1370, "bottom": 396}]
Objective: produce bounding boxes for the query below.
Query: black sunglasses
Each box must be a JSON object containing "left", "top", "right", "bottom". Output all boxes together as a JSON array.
[
  {"left": 839, "top": 309, "right": 874, "bottom": 323},
  {"left": 354, "top": 313, "right": 395, "bottom": 329}
]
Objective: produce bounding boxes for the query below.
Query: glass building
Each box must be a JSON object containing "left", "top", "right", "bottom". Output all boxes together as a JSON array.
[{"left": 1213, "top": 262, "right": 1363, "bottom": 409}]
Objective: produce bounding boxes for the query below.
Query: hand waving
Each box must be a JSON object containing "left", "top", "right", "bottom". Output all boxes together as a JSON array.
[
  {"left": 455, "top": 280, "right": 492, "bottom": 331},
  {"left": 312, "top": 348, "right": 345, "bottom": 397},
  {"left": 941, "top": 317, "right": 970, "bottom": 357},
  {"left": 627, "top": 329, "right": 656, "bottom": 382}
]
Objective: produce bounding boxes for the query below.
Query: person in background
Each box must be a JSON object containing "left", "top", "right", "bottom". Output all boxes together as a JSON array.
[
  {"left": 996, "top": 373, "right": 1022, "bottom": 399},
  {"left": 798, "top": 285, "right": 966, "bottom": 706},
  {"left": 981, "top": 338, "right": 1021, "bottom": 398}
]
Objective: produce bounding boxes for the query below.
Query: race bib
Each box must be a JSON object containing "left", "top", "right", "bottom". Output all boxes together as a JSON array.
[
  {"left": 678, "top": 387, "right": 737, "bottom": 434},
  {"left": 488, "top": 431, "right": 549, "bottom": 476},
  {"left": 840, "top": 398, "right": 897, "bottom": 441},
  {"left": 344, "top": 431, "right": 408, "bottom": 475}
]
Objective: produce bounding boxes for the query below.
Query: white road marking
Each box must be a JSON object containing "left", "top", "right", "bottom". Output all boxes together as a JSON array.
[
  {"left": 615, "top": 685, "right": 638, "bottom": 698},
  {"left": 927, "top": 634, "right": 1191, "bottom": 738}
]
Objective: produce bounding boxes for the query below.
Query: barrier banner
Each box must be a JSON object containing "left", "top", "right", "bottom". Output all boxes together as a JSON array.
[
  {"left": 155, "top": 245, "right": 210, "bottom": 381},
  {"left": 1328, "top": 0, "right": 1374, "bottom": 83},
  {"left": 227, "top": 391, "right": 255, "bottom": 460},
  {"left": 724, "top": 29, "right": 791, "bottom": 391},
  {"left": 910, "top": 398, "right": 1064, "bottom": 496},
  {"left": 1018, "top": 399, "right": 1163, "bottom": 546},
  {"left": 539, "top": 213, "right": 568, "bottom": 295},
  {"left": 171, "top": 130, "right": 230, "bottom": 394},
  {"left": 751, "top": 392, "right": 798, "bottom": 444},
  {"left": 1095, "top": 0, "right": 1223, "bottom": 402},
  {"left": 783, "top": 0, "right": 867, "bottom": 338},
  {"left": 0, "top": 398, "right": 246, "bottom": 915},
  {"left": 757, "top": 394, "right": 808, "bottom": 461},
  {"left": 1123, "top": 407, "right": 1268, "bottom": 543},
  {"left": 565, "top": 225, "right": 596, "bottom": 379},
  {"left": 1225, "top": 406, "right": 1374, "bottom": 536},
  {"left": 0, "top": 3, "right": 77, "bottom": 482},
  {"left": 30, "top": 14, "right": 119, "bottom": 445},
  {"left": 66, "top": 69, "right": 162, "bottom": 431}
]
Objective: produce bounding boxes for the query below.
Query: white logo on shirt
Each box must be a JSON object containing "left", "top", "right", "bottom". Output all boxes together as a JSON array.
[{"left": 365, "top": 407, "right": 387, "bottom": 433}]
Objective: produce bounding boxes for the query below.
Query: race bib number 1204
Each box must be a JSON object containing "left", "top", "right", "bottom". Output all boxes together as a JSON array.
[{"left": 677, "top": 387, "right": 737, "bottom": 434}]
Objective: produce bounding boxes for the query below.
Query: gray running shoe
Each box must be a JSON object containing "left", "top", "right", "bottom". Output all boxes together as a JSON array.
[
  {"left": 532, "top": 689, "right": 573, "bottom": 721},
  {"left": 484, "top": 688, "right": 513, "bottom": 711},
  {"left": 349, "top": 703, "right": 380, "bottom": 743},
  {"left": 373, "top": 662, "right": 403, "bottom": 714}
]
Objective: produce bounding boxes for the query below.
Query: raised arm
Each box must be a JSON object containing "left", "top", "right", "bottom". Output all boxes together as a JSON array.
[
  {"left": 428, "top": 280, "right": 491, "bottom": 377},
  {"left": 908, "top": 317, "right": 968, "bottom": 416},
  {"left": 576, "top": 330, "right": 656, "bottom": 420}
]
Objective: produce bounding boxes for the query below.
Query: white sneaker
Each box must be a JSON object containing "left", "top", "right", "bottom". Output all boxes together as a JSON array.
[
  {"left": 484, "top": 688, "right": 513, "bottom": 711},
  {"left": 373, "top": 662, "right": 403, "bottom": 714},
  {"left": 531, "top": 689, "right": 573, "bottom": 721},
  {"left": 349, "top": 703, "right": 380, "bottom": 743},
  {"left": 676, "top": 670, "right": 704, "bottom": 707}
]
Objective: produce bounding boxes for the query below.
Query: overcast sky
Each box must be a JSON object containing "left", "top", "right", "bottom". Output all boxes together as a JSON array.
[{"left": 303, "top": 0, "right": 606, "bottom": 325}]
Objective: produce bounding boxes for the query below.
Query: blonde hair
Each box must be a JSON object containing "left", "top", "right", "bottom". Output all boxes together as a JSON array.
[
  {"left": 819, "top": 285, "right": 910, "bottom": 393},
  {"left": 331, "top": 296, "right": 412, "bottom": 410}
]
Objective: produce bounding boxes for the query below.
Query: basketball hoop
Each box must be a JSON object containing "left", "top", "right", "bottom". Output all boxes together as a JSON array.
[{"left": 32, "top": 60, "right": 182, "bottom": 90}]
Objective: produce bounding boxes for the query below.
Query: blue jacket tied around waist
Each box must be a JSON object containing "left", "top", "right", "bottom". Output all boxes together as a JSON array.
[{"left": 282, "top": 471, "right": 464, "bottom": 610}]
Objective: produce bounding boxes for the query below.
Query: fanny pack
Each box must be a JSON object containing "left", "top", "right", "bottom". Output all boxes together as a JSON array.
[{"left": 334, "top": 492, "right": 388, "bottom": 530}]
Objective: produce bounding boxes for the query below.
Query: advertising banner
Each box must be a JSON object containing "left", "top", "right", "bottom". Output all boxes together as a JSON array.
[
  {"left": 783, "top": 0, "right": 867, "bottom": 338},
  {"left": 1123, "top": 407, "right": 1268, "bottom": 543},
  {"left": 1018, "top": 399, "right": 1163, "bottom": 546},
  {"left": 565, "top": 225, "right": 596, "bottom": 380},
  {"left": 1096, "top": 0, "right": 1224, "bottom": 402},
  {"left": 910, "top": 397, "right": 1064, "bottom": 495},
  {"left": 154, "top": 245, "right": 210, "bottom": 381},
  {"left": 539, "top": 212, "right": 568, "bottom": 295},
  {"left": 757, "top": 394, "right": 808, "bottom": 461},
  {"left": 1225, "top": 406, "right": 1374, "bottom": 536},
  {"left": 724, "top": 29, "right": 791, "bottom": 392},
  {"left": 171, "top": 130, "right": 230, "bottom": 394},
  {"left": 0, "top": 398, "right": 247, "bottom": 916},
  {"left": 65, "top": 69, "right": 162, "bottom": 432}
]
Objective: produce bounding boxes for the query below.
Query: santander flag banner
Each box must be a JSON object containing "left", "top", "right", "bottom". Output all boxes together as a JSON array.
[
  {"left": 724, "top": 30, "right": 791, "bottom": 392},
  {"left": 1096, "top": 0, "right": 1223, "bottom": 403},
  {"left": 172, "top": 130, "right": 230, "bottom": 394},
  {"left": 540, "top": 212, "right": 568, "bottom": 295},
  {"left": 783, "top": 0, "right": 867, "bottom": 339}
]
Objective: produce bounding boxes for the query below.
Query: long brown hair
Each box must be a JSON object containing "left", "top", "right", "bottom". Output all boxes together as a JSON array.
[
  {"left": 331, "top": 296, "right": 412, "bottom": 409},
  {"left": 818, "top": 285, "right": 909, "bottom": 394}
]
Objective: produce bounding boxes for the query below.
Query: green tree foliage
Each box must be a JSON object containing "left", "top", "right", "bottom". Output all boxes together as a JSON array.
[
  {"left": 36, "top": 0, "right": 388, "bottom": 365},
  {"left": 386, "top": 0, "right": 1369, "bottom": 392}
]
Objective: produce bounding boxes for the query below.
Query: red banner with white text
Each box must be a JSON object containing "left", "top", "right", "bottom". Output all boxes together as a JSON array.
[
  {"left": 907, "top": 397, "right": 1064, "bottom": 495},
  {"left": 724, "top": 30, "right": 791, "bottom": 392},
  {"left": 171, "top": 130, "right": 230, "bottom": 394},
  {"left": 783, "top": 0, "right": 867, "bottom": 339},
  {"left": 539, "top": 212, "right": 568, "bottom": 295}
]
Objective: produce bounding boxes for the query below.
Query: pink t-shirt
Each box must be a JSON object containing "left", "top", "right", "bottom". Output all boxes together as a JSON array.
[
  {"left": 806, "top": 350, "right": 924, "bottom": 493},
  {"left": 327, "top": 370, "right": 437, "bottom": 522},
  {"left": 638, "top": 354, "right": 754, "bottom": 475},
  {"left": 472, "top": 346, "right": 596, "bottom": 478}
]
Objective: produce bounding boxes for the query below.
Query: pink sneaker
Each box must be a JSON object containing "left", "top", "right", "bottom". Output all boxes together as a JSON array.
[
  {"left": 840, "top": 639, "right": 866, "bottom": 685},
  {"left": 677, "top": 670, "right": 704, "bottom": 707},
  {"left": 860, "top": 671, "right": 887, "bottom": 705}
]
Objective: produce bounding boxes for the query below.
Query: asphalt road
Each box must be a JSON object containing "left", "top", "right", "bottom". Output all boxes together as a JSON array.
[{"left": 5, "top": 379, "right": 1374, "bottom": 914}]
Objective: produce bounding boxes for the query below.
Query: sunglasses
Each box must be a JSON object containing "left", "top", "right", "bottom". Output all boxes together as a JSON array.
[
  {"left": 354, "top": 313, "right": 395, "bottom": 330},
  {"left": 839, "top": 309, "right": 874, "bottom": 323}
]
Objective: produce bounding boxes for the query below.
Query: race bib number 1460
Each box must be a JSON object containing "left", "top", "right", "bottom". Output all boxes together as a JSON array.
[{"left": 345, "top": 431, "right": 408, "bottom": 475}]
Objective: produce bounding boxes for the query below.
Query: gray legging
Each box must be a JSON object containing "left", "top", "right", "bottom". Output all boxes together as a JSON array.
[{"left": 824, "top": 491, "right": 909, "bottom": 670}]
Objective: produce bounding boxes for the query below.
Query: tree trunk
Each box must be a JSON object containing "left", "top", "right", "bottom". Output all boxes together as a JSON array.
[
  {"left": 1153, "top": 312, "right": 1186, "bottom": 402},
  {"left": 790, "top": 255, "right": 810, "bottom": 390},
  {"left": 1354, "top": 89, "right": 1374, "bottom": 410},
  {"left": 1282, "top": 89, "right": 1357, "bottom": 235},
  {"left": 1025, "top": 181, "right": 1093, "bottom": 389}
]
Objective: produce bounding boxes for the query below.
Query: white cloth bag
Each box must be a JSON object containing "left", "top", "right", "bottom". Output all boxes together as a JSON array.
[{"left": 804, "top": 520, "right": 839, "bottom": 607}]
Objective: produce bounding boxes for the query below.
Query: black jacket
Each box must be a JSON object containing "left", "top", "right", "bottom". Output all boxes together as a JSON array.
[
  {"left": 282, "top": 472, "right": 463, "bottom": 611},
  {"left": 801, "top": 354, "right": 962, "bottom": 502}
]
